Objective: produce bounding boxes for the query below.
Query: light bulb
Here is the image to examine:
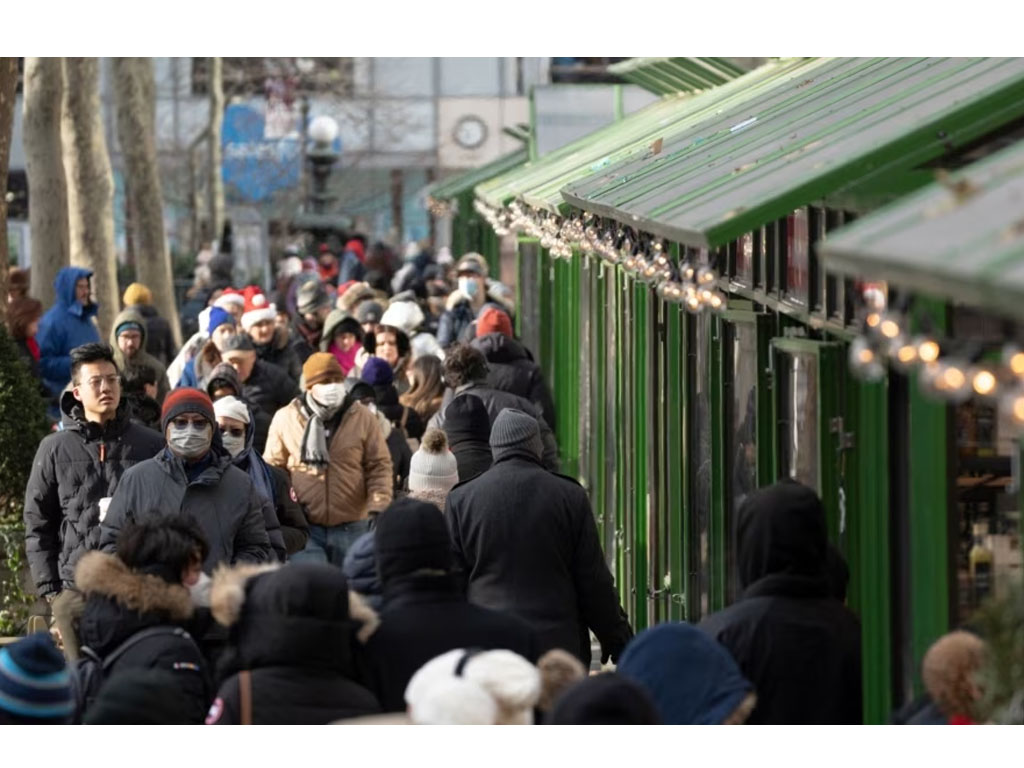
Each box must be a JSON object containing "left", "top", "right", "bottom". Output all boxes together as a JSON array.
[
  {"left": 866, "top": 312, "right": 882, "bottom": 329},
  {"left": 916, "top": 338, "right": 940, "bottom": 363},
  {"left": 681, "top": 263, "right": 695, "bottom": 282},
  {"left": 849, "top": 337, "right": 885, "bottom": 382},
  {"left": 708, "top": 292, "right": 724, "bottom": 310},
  {"left": 697, "top": 266, "right": 717, "bottom": 285},
  {"left": 879, "top": 316, "right": 901, "bottom": 339},
  {"left": 971, "top": 368, "right": 998, "bottom": 397},
  {"left": 1013, "top": 395, "right": 1024, "bottom": 423},
  {"left": 894, "top": 340, "right": 918, "bottom": 365},
  {"left": 1004, "top": 346, "right": 1024, "bottom": 377}
]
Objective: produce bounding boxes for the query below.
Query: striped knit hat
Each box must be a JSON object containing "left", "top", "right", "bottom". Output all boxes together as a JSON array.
[
  {"left": 0, "top": 633, "right": 73, "bottom": 723},
  {"left": 161, "top": 388, "right": 217, "bottom": 432}
]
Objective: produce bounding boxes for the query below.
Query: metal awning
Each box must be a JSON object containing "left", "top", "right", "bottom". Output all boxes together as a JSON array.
[
  {"left": 608, "top": 57, "right": 747, "bottom": 95},
  {"left": 428, "top": 147, "right": 530, "bottom": 203},
  {"left": 821, "top": 139, "right": 1024, "bottom": 319},
  {"left": 476, "top": 58, "right": 816, "bottom": 213},
  {"left": 561, "top": 58, "right": 1024, "bottom": 248}
]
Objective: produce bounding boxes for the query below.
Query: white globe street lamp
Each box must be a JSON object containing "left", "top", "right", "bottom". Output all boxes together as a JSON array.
[{"left": 309, "top": 115, "right": 339, "bottom": 146}]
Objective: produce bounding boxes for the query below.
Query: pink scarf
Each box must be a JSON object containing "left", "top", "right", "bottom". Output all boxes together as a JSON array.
[{"left": 330, "top": 340, "right": 361, "bottom": 376}]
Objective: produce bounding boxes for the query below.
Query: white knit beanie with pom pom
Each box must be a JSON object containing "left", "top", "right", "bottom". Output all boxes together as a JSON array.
[
  {"left": 404, "top": 648, "right": 541, "bottom": 726},
  {"left": 408, "top": 428, "right": 459, "bottom": 493}
]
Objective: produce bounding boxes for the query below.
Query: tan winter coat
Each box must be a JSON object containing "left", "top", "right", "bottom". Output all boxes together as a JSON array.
[{"left": 263, "top": 398, "right": 393, "bottom": 526}]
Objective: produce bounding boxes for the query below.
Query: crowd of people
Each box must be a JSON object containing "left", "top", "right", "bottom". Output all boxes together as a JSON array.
[{"left": 0, "top": 240, "right": 999, "bottom": 725}]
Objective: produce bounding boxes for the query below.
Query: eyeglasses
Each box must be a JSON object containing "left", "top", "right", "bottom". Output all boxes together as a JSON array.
[
  {"left": 171, "top": 416, "right": 209, "bottom": 430},
  {"left": 220, "top": 426, "right": 245, "bottom": 438},
  {"left": 81, "top": 375, "right": 121, "bottom": 390}
]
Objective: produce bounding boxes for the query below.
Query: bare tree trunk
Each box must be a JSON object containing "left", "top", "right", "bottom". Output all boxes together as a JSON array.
[
  {"left": 23, "top": 57, "right": 69, "bottom": 309},
  {"left": 207, "top": 57, "right": 224, "bottom": 245},
  {"left": 188, "top": 129, "right": 208, "bottom": 255},
  {"left": 0, "top": 58, "right": 18, "bottom": 326},
  {"left": 113, "top": 57, "right": 182, "bottom": 348},
  {"left": 62, "top": 58, "right": 118, "bottom": 340}
]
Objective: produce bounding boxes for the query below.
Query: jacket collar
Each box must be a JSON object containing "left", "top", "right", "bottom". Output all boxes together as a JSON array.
[
  {"left": 158, "top": 445, "right": 231, "bottom": 486},
  {"left": 59, "top": 390, "right": 131, "bottom": 440}
]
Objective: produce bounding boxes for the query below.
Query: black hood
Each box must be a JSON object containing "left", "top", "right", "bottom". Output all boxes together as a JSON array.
[
  {"left": 736, "top": 480, "right": 827, "bottom": 591},
  {"left": 232, "top": 564, "right": 359, "bottom": 675},
  {"left": 374, "top": 498, "right": 452, "bottom": 586},
  {"left": 471, "top": 332, "right": 530, "bottom": 364},
  {"left": 59, "top": 389, "right": 132, "bottom": 440}
]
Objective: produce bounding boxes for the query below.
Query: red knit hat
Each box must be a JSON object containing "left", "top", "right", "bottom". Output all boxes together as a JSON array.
[
  {"left": 476, "top": 306, "right": 513, "bottom": 338},
  {"left": 240, "top": 286, "right": 276, "bottom": 331},
  {"left": 161, "top": 388, "right": 216, "bottom": 431}
]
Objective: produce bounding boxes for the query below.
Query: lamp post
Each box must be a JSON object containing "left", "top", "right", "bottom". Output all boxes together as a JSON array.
[{"left": 295, "top": 115, "right": 348, "bottom": 250}]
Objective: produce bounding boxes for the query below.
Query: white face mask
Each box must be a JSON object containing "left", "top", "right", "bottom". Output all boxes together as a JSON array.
[
  {"left": 168, "top": 423, "right": 212, "bottom": 459},
  {"left": 221, "top": 431, "right": 245, "bottom": 458},
  {"left": 311, "top": 382, "right": 346, "bottom": 408},
  {"left": 458, "top": 276, "right": 479, "bottom": 298}
]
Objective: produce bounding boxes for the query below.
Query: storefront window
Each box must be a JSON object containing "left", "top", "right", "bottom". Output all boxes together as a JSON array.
[
  {"left": 779, "top": 351, "right": 819, "bottom": 491},
  {"left": 953, "top": 401, "right": 1023, "bottom": 622},
  {"left": 786, "top": 209, "right": 810, "bottom": 304}
]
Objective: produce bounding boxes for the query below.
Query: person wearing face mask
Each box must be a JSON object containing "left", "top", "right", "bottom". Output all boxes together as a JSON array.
[
  {"left": 214, "top": 396, "right": 309, "bottom": 557},
  {"left": 437, "top": 256, "right": 485, "bottom": 349},
  {"left": 99, "top": 388, "right": 275, "bottom": 575},
  {"left": 263, "top": 353, "right": 393, "bottom": 566}
]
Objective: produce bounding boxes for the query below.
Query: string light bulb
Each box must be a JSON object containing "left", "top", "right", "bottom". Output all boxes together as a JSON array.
[
  {"left": 849, "top": 336, "right": 885, "bottom": 382},
  {"left": 970, "top": 367, "right": 998, "bottom": 397},
  {"left": 916, "top": 337, "right": 940, "bottom": 363}
]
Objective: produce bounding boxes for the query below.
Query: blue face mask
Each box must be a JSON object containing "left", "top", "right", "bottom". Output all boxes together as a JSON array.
[{"left": 459, "top": 277, "right": 480, "bottom": 298}]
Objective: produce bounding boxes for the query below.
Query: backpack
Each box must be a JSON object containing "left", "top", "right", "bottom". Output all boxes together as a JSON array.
[{"left": 70, "top": 625, "right": 199, "bottom": 723}]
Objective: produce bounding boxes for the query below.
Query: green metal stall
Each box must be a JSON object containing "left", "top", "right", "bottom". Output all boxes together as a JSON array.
[{"left": 477, "top": 56, "right": 1024, "bottom": 723}]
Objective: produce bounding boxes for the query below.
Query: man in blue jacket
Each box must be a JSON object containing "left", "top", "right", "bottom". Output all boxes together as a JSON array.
[{"left": 37, "top": 267, "right": 101, "bottom": 400}]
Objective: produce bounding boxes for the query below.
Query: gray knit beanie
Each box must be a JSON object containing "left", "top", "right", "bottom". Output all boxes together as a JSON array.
[
  {"left": 409, "top": 429, "right": 460, "bottom": 493},
  {"left": 490, "top": 408, "right": 543, "bottom": 462}
]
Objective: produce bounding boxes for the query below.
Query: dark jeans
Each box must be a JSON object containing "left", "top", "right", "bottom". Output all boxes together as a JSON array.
[{"left": 291, "top": 520, "right": 372, "bottom": 568}]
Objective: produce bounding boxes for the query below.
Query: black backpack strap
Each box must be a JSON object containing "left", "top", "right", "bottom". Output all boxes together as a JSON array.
[{"left": 101, "top": 626, "right": 195, "bottom": 670}]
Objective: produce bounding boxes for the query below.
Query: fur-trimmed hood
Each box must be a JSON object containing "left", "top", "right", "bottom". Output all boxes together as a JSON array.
[
  {"left": 75, "top": 551, "right": 193, "bottom": 622},
  {"left": 210, "top": 562, "right": 379, "bottom": 644}
]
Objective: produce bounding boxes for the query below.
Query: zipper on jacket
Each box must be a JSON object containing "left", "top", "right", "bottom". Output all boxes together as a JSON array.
[{"left": 99, "top": 441, "right": 106, "bottom": 463}]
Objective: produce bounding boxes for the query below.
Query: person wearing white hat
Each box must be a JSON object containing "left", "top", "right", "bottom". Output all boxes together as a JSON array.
[
  {"left": 404, "top": 648, "right": 541, "bottom": 725},
  {"left": 380, "top": 300, "right": 444, "bottom": 363},
  {"left": 213, "top": 396, "right": 308, "bottom": 558}
]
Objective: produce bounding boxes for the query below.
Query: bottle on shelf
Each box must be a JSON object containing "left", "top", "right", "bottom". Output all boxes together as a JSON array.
[{"left": 969, "top": 521, "right": 994, "bottom": 609}]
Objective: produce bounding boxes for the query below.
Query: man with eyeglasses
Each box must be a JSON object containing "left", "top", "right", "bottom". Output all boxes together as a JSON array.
[
  {"left": 23, "top": 343, "right": 165, "bottom": 660},
  {"left": 99, "top": 388, "right": 275, "bottom": 582}
]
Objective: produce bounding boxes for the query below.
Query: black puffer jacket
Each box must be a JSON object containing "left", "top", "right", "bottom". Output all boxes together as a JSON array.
[
  {"left": 254, "top": 327, "right": 303, "bottom": 384},
  {"left": 23, "top": 391, "right": 164, "bottom": 595},
  {"left": 75, "top": 551, "right": 211, "bottom": 723},
  {"left": 98, "top": 444, "right": 275, "bottom": 574},
  {"left": 209, "top": 563, "right": 381, "bottom": 725},
  {"left": 699, "top": 481, "right": 863, "bottom": 724},
  {"left": 445, "top": 452, "right": 632, "bottom": 666},
  {"left": 241, "top": 359, "right": 298, "bottom": 423},
  {"left": 471, "top": 333, "right": 556, "bottom": 430},
  {"left": 429, "top": 383, "right": 560, "bottom": 471}
]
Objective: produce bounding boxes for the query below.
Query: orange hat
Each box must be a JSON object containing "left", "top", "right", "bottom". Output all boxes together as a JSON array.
[
  {"left": 476, "top": 306, "right": 513, "bottom": 338},
  {"left": 302, "top": 352, "right": 344, "bottom": 389}
]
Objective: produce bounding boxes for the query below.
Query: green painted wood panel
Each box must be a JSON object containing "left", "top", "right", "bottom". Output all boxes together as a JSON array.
[{"left": 563, "top": 58, "right": 1024, "bottom": 248}]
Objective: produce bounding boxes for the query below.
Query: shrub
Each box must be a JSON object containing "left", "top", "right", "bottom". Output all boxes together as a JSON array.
[{"left": 0, "top": 323, "right": 50, "bottom": 635}]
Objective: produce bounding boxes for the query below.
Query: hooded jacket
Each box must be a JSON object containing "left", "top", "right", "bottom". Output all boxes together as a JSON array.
[
  {"left": 617, "top": 623, "right": 754, "bottom": 724},
  {"left": 98, "top": 441, "right": 275, "bottom": 573},
  {"left": 263, "top": 398, "right": 393, "bottom": 526},
  {"left": 109, "top": 307, "right": 171, "bottom": 403},
  {"left": 23, "top": 391, "right": 165, "bottom": 595},
  {"left": 74, "top": 551, "right": 210, "bottom": 723},
  {"left": 699, "top": 481, "right": 863, "bottom": 724},
  {"left": 207, "top": 563, "right": 381, "bottom": 724},
  {"left": 445, "top": 449, "right": 632, "bottom": 666},
  {"left": 429, "top": 384, "right": 560, "bottom": 472},
  {"left": 253, "top": 326, "right": 303, "bottom": 384},
  {"left": 471, "top": 333, "right": 555, "bottom": 430},
  {"left": 360, "top": 498, "right": 538, "bottom": 712},
  {"left": 36, "top": 266, "right": 101, "bottom": 397}
]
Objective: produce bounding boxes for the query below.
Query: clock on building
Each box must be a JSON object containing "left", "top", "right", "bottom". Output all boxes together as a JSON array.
[{"left": 453, "top": 115, "right": 488, "bottom": 149}]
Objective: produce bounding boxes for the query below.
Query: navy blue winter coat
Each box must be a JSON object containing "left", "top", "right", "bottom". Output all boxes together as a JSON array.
[{"left": 37, "top": 266, "right": 101, "bottom": 398}]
